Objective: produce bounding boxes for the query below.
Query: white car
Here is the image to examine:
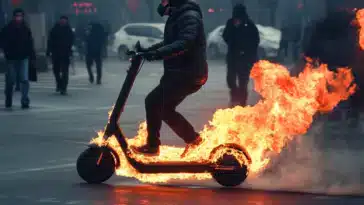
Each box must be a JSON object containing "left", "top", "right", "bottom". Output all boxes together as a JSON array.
[
  {"left": 206, "top": 25, "right": 282, "bottom": 59},
  {"left": 112, "top": 23, "right": 165, "bottom": 60}
]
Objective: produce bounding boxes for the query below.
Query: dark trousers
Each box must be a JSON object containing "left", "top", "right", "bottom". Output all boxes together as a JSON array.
[
  {"left": 227, "top": 57, "right": 253, "bottom": 106},
  {"left": 145, "top": 77, "right": 205, "bottom": 147},
  {"left": 52, "top": 57, "right": 70, "bottom": 91},
  {"left": 86, "top": 54, "right": 102, "bottom": 82}
]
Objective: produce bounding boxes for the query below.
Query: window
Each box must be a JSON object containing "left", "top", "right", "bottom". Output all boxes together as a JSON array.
[{"left": 124, "top": 25, "right": 163, "bottom": 39}]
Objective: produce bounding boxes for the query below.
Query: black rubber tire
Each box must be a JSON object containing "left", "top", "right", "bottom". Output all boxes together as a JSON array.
[
  {"left": 207, "top": 44, "right": 221, "bottom": 59},
  {"left": 212, "top": 153, "right": 248, "bottom": 187},
  {"left": 76, "top": 146, "right": 116, "bottom": 184},
  {"left": 118, "top": 46, "right": 128, "bottom": 61}
]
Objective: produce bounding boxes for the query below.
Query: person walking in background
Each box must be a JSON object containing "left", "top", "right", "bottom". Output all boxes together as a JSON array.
[
  {"left": 84, "top": 21, "right": 107, "bottom": 85},
  {"left": 223, "top": 4, "right": 260, "bottom": 107},
  {"left": 0, "top": 8, "right": 36, "bottom": 109},
  {"left": 47, "top": 16, "right": 74, "bottom": 95}
]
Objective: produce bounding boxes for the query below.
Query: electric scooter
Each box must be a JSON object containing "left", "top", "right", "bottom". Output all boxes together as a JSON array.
[{"left": 76, "top": 43, "right": 252, "bottom": 187}]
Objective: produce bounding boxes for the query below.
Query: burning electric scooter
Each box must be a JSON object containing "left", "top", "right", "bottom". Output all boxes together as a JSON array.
[{"left": 76, "top": 42, "right": 252, "bottom": 187}]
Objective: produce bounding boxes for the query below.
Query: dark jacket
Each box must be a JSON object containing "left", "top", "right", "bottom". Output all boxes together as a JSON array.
[
  {"left": 304, "top": 11, "right": 358, "bottom": 67},
  {"left": 0, "top": 21, "right": 35, "bottom": 61},
  {"left": 149, "top": 0, "right": 208, "bottom": 80},
  {"left": 223, "top": 18, "right": 260, "bottom": 61},
  {"left": 47, "top": 23, "right": 74, "bottom": 58},
  {"left": 85, "top": 22, "right": 106, "bottom": 56},
  {"left": 303, "top": 11, "right": 364, "bottom": 110}
]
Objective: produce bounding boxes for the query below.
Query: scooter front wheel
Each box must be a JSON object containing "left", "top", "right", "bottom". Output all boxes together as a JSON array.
[{"left": 77, "top": 145, "right": 116, "bottom": 184}]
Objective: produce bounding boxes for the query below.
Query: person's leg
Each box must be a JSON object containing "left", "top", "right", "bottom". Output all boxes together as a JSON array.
[
  {"left": 15, "top": 69, "right": 20, "bottom": 91},
  {"left": 52, "top": 57, "right": 61, "bottom": 92},
  {"left": 131, "top": 78, "right": 205, "bottom": 156},
  {"left": 131, "top": 84, "right": 164, "bottom": 155},
  {"left": 237, "top": 74, "right": 250, "bottom": 107},
  {"left": 227, "top": 57, "right": 238, "bottom": 106},
  {"left": 237, "top": 60, "right": 253, "bottom": 107},
  {"left": 95, "top": 54, "right": 102, "bottom": 84},
  {"left": 60, "top": 57, "right": 70, "bottom": 95},
  {"left": 160, "top": 81, "right": 204, "bottom": 157},
  {"left": 86, "top": 55, "right": 94, "bottom": 83},
  {"left": 4, "top": 61, "right": 16, "bottom": 108},
  {"left": 160, "top": 82, "right": 202, "bottom": 144},
  {"left": 18, "top": 59, "right": 30, "bottom": 108}
]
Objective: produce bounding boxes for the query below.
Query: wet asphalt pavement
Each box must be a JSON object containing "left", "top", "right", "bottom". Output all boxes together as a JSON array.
[{"left": 0, "top": 60, "right": 363, "bottom": 205}]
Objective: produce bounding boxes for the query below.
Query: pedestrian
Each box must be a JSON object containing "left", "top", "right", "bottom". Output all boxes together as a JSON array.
[
  {"left": 222, "top": 4, "right": 260, "bottom": 107},
  {"left": 130, "top": 0, "right": 208, "bottom": 157},
  {"left": 47, "top": 16, "right": 74, "bottom": 95},
  {"left": 304, "top": 10, "right": 361, "bottom": 126},
  {"left": 84, "top": 21, "right": 107, "bottom": 85},
  {"left": 0, "top": 8, "right": 36, "bottom": 109},
  {"left": 75, "top": 23, "right": 86, "bottom": 60}
]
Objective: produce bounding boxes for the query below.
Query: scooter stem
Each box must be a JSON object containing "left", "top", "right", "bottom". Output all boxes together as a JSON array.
[{"left": 104, "top": 55, "right": 143, "bottom": 138}]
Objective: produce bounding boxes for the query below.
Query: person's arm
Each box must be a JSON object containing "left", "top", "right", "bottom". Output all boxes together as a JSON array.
[
  {"left": 155, "top": 11, "right": 201, "bottom": 57},
  {"left": 28, "top": 28, "right": 36, "bottom": 60},
  {"left": 144, "top": 41, "right": 164, "bottom": 52},
  {"left": 46, "top": 28, "right": 53, "bottom": 56},
  {"left": 251, "top": 23, "right": 260, "bottom": 49},
  {"left": 0, "top": 25, "right": 8, "bottom": 50},
  {"left": 222, "top": 20, "right": 231, "bottom": 44}
]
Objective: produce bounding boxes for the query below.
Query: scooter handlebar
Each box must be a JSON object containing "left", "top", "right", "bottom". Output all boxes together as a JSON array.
[{"left": 125, "top": 50, "right": 144, "bottom": 59}]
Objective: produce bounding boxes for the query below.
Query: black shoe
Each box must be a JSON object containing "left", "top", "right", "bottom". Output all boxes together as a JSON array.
[
  {"left": 21, "top": 104, "right": 30, "bottom": 109},
  {"left": 89, "top": 77, "right": 94, "bottom": 84},
  {"left": 15, "top": 87, "right": 20, "bottom": 92},
  {"left": 131, "top": 144, "right": 160, "bottom": 156},
  {"left": 60, "top": 90, "right": 67, "bottom": 95},
  {"left": 181, "top": 137, "right": 203, "bottom": 158},
  {"left": 5, "top": 98, "right": 12, "bottom": 108},
  {"left": 97, "top": 80, "right": 101, "bottom": 85}
]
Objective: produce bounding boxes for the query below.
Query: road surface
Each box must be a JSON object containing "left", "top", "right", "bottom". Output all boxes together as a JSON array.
[{"left": 0, "top": 60, "right": 363, "bottom": 205}]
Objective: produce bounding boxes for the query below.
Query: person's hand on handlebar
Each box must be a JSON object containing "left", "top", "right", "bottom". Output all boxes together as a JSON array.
[{"left": 140, "top": 50, "right": 161, "bottom": 61}]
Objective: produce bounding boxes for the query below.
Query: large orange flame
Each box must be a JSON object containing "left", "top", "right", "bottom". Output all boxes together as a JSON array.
[
  {"left": 356, "top": 8, "right": 364, "bottom": 49},
  {"left": 91, "top": 60, "right": 355, "bottom": 183}
]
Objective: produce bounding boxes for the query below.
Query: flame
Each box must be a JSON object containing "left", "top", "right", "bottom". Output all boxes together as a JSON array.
[
  {"left": 356, "top": 8, "right": 364, "bottom": 49},
  {"left": 90, "top": 60, "right": 355, "bottom": 183}
]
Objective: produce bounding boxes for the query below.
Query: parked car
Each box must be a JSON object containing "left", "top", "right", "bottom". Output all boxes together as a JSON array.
[
  {"left": 206, "top": 24, "right": 282, "bottom": 59},
  {"left": 112, "top": 23, "right": 165, "bottom": 60}
]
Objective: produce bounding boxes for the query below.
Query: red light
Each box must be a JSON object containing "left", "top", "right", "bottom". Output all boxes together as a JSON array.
[
  {"left": 208, "top": 8, "right": 215, "bottom": 13},
  {"left": 11, "top": 0, "right": 22, "bottom": 5},
  {"left": 127, "top": 0, "right": 140, "bottom": 12}
]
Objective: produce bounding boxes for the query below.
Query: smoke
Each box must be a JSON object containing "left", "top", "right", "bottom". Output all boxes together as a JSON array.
[{"left": 244, "top": 115, "right": 364, "bottom": 196}]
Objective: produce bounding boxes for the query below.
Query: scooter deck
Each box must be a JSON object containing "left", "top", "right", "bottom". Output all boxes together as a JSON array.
[{"left": 127, "top": 157, "right": 239, "bottom": 174}]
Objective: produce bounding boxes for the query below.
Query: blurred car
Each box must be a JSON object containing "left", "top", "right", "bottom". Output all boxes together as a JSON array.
[
  {"left": 206, "top": 25, "right": 282, "bottom": 59},
  {"left": 112, "top": 23, "right": 165, "bottom": 60}
]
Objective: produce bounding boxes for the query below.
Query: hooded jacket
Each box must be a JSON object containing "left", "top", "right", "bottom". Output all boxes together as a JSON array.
[
  {"left": 150, "top": 0, "right": 207, "bottom": 80},
  {"left": 223, "top": 4, "right": 260, "bottom": 60},
  {"left": 47, "top": 23, "right": 74, "bottom": 58},
  {"left": 85, "top": 22, "right": 107, "bottom": 56}
]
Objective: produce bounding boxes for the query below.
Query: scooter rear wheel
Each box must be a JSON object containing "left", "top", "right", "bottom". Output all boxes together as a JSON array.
[
  {"left": 212, "top": 150, "right": 249, "bottom": 187},
  {"left": 77, "top": 146, "right": 116, "bottom": 184}
]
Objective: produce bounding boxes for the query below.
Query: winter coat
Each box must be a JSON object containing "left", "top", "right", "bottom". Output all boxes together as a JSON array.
[
  {"left": 0, "top": 21, "right": 35, "bottom": 61},
  {"left": 85, "top": 23, "right": 106, "bottom": 57},
  {"left": 222, "top": 18, "right": 260, "bottom": 61},
  {"left": 151, "top": 0, "right": 208, "bottom": 80},
  {"left": 47, "top": 23, "right": 74, "bottom": 58}
]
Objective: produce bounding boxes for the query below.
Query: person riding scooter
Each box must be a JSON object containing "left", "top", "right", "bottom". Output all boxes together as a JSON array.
[{"left": 131, "top": 0, "right": 208, "bottom": 157}]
